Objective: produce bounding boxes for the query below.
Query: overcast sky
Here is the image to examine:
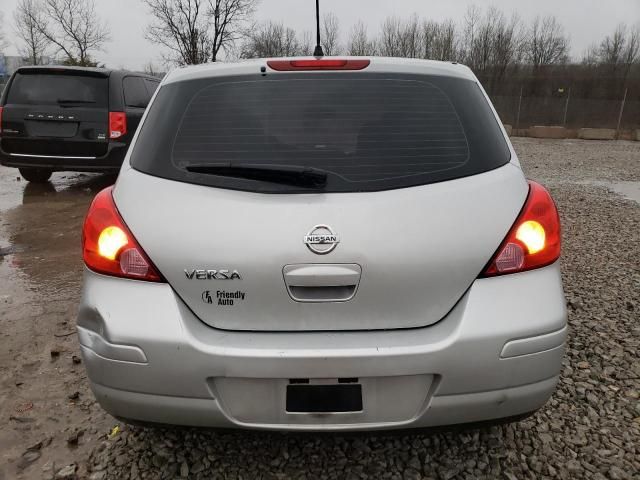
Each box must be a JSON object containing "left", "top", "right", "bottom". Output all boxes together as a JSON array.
[{"left": 2, "top": 0, "right": 639, "bottom": 70}]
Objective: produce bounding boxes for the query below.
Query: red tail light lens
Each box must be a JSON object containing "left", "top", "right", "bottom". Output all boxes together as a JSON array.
[
  {"left": 109, "top": 112, "right": 127, "bottom": 139},
  {"left": 482, "top": 181, "right": 561, "bottom": 277},
  {"left": 82, "top": 187, "right": 164, "bottom": 282},
  {"left": 267, "top": 59, "right": 370, "bottom": 71}
]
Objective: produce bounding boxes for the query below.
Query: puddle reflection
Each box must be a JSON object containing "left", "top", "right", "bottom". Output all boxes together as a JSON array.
[{"left": 0, "top": 170, "right": 117, "bottom": 294}]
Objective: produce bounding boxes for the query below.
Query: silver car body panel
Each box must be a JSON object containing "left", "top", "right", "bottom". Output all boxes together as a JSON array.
[
  {"left": 78, "top": 262, "right": 566, "bottom": 430},
  {"left": 113, "top": 163, "right": 527, "bottom": 331},
  {"left": 78, "top": 57, "right": 566, "bottom": 429}
]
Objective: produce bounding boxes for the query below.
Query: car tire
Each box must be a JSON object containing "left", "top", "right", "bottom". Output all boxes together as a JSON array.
[{"left": 19, "top": 168, "right": 53, "bottom": 183}]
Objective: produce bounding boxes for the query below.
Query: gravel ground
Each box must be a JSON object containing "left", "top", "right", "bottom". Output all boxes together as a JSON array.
[
  {"left": 84, "top": 139, "right": 640, "bottom": 480},
  {"left": 1, "top": 138, "right": 639, "bottom": 480}
]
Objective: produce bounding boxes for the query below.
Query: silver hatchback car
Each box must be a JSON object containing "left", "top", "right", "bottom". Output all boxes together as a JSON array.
[{"left": 78, "top": 57, "right": 566, "bottom": 431}]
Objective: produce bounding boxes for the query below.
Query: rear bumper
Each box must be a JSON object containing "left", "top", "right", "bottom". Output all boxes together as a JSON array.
[
  {"left": 0, "top": 141, "right": 126, "bottom": 172},
  {"left": 90, "top": 377, "right": 558, "bottom": 431},
  {"left": 77, "top": 263, "right": 567, "bottom": 431}
]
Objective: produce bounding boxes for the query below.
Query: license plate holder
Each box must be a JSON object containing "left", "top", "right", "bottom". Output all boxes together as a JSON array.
[{"left": 286, "top": 384, "right": 363, "bottom": 413}]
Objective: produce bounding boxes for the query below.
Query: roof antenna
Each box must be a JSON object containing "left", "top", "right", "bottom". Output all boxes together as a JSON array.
[{"left": 313, "top": 0, "right": 325, "bottom": 57}]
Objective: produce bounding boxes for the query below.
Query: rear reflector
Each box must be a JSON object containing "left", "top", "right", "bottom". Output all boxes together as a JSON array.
[
  {"left": 267, "top": 59, "right": 370, "bottom": 71},
  {"left": 82, "top": 187, "right": 164, "bottom": 282},
  {"left": 481, "top": 181, "right": 561, "bottom": 276},
  {"left": 109, "top": 111, "right": 127, "bottom": 139}
]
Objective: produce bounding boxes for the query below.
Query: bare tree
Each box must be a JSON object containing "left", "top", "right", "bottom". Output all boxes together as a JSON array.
[
  {"left": 145, "top": 0, "right": 213, "bottom": 65},
  {"left": 378, "top": 10, "right": 522, "bottom": 70},
  {"left": 586, "top": 23, "right": 640, "bottom": 78},
  {"left": 299, "top": 30, "right": 314, "bottom": 56},
  {"left": 0, "top": 11, "right": 10, "bottom": 52},
  {"left": 347, "top": 21, "right": 377, "bottom": 56},
  {"left": 322, "top": 12, "right": 341, "bottom": 56},
  {"left": 438, "top": 20, "right": 458, "bottom": 61},
  {"left": 379, "top": 15, "right": 423, "bottom": 58},
  {"left": 33, "top": 0, "right": 110, "bottom": 66},
  {"left": 145, "top": 0, "right": 257, "bottom": 65},
  {"left": 460, "top": 5, "right": 482, "bottom": 67},
  {"left": 580, "top": 47, "right": 599, "bottom": 67},
  {"left": 379, "top": 16, "right": 402, "bottom": 57},
  {"left": 594, "top": 24, "right": 628, "bottom": 66},
  {"left": 464, "top": 7, "right": 508, "bottom": 72},
  {"left": 422, "top": 19, "right": 458, "bottom": 61},
  {"left": 399, "top": 14, "right": 423, "bottom": 59},
  {"left": 208, "top": 0, "right": 257, "bottom": 62},
  {"left": 454, "top": 6, "right": 525, "bottom": 91},
  {"left": 524, "top": 15, "right": 570, "bottom": 68},
  {"left": 470, "top": 11, "right": 493, "bottom": 71},
  {"left": 622, "top": 27, "right": 640, "bottom": 67},
  {"left": 240, "top": 21, "right": 303, "bottom": 58},
  {"left": 623, "top": 27, "right": 640, "bottom": 65},
  {"left": 14, "top": 0, "right": 51, "bottom": 65},
  {"left": 490, "top": 11, "right": 524, "bottom": 78}
]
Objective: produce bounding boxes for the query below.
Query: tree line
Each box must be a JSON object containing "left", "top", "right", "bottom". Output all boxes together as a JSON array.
[
  {"left": 10, "top": 0, "right": 109, "bottom": 66},
  {"left": 2, "top": 0, "right": 639, "bottom": 90},
  {"left": 240, "top": 8, "right": 639, "bottom": 94}
]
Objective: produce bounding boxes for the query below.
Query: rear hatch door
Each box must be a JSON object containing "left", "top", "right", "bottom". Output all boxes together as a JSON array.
[
  {"left": 115, "top": 70, "right": 526, "bottom": 332},
  {"left": 116, "top": 166, "right": 526, "bottom": 332},
  {"left": 1, "top": 69, "right": 109, "bottom": 158}
]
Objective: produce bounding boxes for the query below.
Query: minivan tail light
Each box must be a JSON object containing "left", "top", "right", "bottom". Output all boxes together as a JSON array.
[
  {"left": 481, "top": 181, "right": 561, "bottom": 277},
  {"left": 267, "top": 59, "right": 370, "bottom": 71},
  {"left": 109, "top": 112, "right": 127, "bottom": 139},
  {"left": 82, "top": 187, "right": 164, "bottom": 282}
]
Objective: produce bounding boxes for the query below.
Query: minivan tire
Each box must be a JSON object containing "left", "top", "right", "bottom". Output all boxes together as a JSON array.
[{"left": 19, "top": 168, "right": 53, "bottom": 183}]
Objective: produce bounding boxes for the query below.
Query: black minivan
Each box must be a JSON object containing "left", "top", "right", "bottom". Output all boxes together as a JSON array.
[{"left": 0, "top": 66, "right": 160, "bottom": 182}]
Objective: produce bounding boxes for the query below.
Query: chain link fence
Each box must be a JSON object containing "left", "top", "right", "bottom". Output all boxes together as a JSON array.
[
  {"left": 0, "top": 81, "right": 638, "bottom": 136},
  {"left": 492, "top": 91, "right": 638, "bottom": 132}
]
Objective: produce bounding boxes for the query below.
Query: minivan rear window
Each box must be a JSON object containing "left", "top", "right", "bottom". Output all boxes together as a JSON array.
[
  {"left": 130, "top": 73, "right": 510, "bottom": 193},
  {"left": 6, "top": 72, "right": 108, "bottom": 108}
]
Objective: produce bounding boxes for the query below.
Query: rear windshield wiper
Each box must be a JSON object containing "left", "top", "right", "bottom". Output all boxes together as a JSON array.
[{"left": 184, "top": 163, "right": 328, "bottom": 188}]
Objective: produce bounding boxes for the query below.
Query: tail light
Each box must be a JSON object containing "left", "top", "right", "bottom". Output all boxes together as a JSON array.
[
  {"left": 267, "top": 59, "right": 370, "bottom": 71},
  {"left": 109, "top": 112, "right": 127, "bottom": 139},
  {"left": 481, "top": 181, "right": 561, "bottom": 277},
  {"left": 82, "top": 187, "right": 164, "bottom": 282}
]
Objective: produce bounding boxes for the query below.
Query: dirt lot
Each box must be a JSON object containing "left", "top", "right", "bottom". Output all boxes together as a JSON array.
[{"left": 0, "top": 138, "right": 638, "bottom": 480}]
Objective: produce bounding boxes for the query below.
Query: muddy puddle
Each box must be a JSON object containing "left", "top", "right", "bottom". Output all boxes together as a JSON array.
[{"left": 0, "top": 168, "right": 116, "bottom": 479}]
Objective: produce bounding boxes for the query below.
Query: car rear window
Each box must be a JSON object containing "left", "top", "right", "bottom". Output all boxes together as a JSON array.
[
  {"left": 6, "top": 72, "right": 108, "bottom": 108},
  {"left": 123, "top": 77, "right": 151, "bottom": 108},
  {"left": 130, "top": 73, "right": 510, "bottom": 193}
]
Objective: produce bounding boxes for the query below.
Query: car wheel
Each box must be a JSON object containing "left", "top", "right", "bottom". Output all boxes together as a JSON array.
[{"left": 19, "top": 168, "right": 53, "bottom": 183}]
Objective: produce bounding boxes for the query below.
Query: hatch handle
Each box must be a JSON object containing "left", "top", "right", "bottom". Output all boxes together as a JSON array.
[{"left": 283, "top": 264, "right": 362, "bottom": 302}]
